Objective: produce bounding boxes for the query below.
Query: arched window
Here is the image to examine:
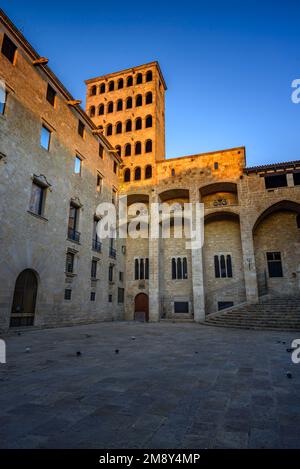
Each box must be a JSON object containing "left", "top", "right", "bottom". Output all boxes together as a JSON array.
[
  {"left": 124, "top": 168, "right": 130, "bottom": 182},
  {"left": 226, "top": 255, "right": 233, "bottom": 278},
  {"left": 89, "top": 106, "right": 95, "bottom": 117},
  {"left": 125, "top": 120, "right": 132, "bottom": 132},
  {"left": 117, "top": 99, "right": 123, "bottom": 111},
  {"left": 99, "top": 83, "right": 105, "bottom": 94},
  {"left": 135, "top": 142, "right": 142, "bottom": 155},
  {"left": 115, "top": 145, "right": 121, "bottom": 157},
  {"left": 177, "top": 258, "right": 182, "bottom": 279},
  {"left": 126, "top": 97, "right": 132, "bottom": 109},
  {"left": 107, "top": 101, "right": 113, "bottom": 113},
  {"left": 106, "top": 124, "right": 112, "bottom": 136},
  {"left": 172, "top": 258, "right": 176, "bottom": 279},
  {"left": 297, "top": 214, "right": 300, "bottom": 229},
  {"left": 140, "top": 258, "right": 144, "bottom": 279},
  {"left": 108, "top": 81, "right": 114, "bottom": 91},
  {"left": 135, "top": 259, "right": 139, "bottom": 280},
  {"left": 136, "top": 73, "right": 143, "bottom": 84},
  {"left": 183, "top": 258, "right": 188, "bottom": 279},
  {"left": 145, "top": 115, "right": 152, "bottom": 128},
  {"left": 145, "top": 165, "right": 152, "bottom": 179},
  {"left": 125, "top": 144, "right": 131, "bottom": 156},
  {"left": 146, "top": 92, "right": 152, "bottom": 104},
  {"left": 90, "top": 86, "right": 97, "bottom": 96},
  {"left": 98, "top": 104, "right": 104, "bottom": 115},
  {"left": 118, "top": 78, "right": 124, "bottom": 89},
  {"left": 127, "top": 76, "right": 133, "bottom": 87},
  {"left": 136, "top": 94, "right": 142, "bottom": 106},
  {"left": 145, "top": 139, "right": 152, "bottom": 153},
  {"left": 134, "top": 167, "right": 141, "bottom": 180},
  {"left": 146, "top": 70, "right": 153, "bottom": 82},
  {"left": 135, "top": 117, "right": 142, "bottom": 130},
  {"left": 116, "top": 122, "right": 122, "bottom": 134}
]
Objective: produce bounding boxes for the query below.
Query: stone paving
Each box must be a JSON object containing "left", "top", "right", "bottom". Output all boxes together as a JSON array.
[{"left": 0, "top": 321, "right": 300, "bottom": 449}]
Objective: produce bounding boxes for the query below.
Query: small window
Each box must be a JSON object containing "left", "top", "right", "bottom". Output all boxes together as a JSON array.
[
  {"left": 218, "top": 301, "right": 234, "bottom": 311},
  {"left": 118, "top": 287, "right": 124, "bottom": 303},
  {"left": 109, "top": 264, "right": 114, "bottom": 282},
  {"left": 106, "top": 124, "right": 113, "bottom": 136},
  {"left": 46, "top": 84, "right": 56, "bottom": 107},
  {"left": 145, "top": 140, "right": 152, "bottom": 153},
  {"left": 64, "top": 289, "right": 72, "bottom": 300},
  {"left": 118, "top": 79, "right": 124, "bottom": 89},
  {"left": 98, "top": 104, "right": 104, "bottom": 115},
  {"left": 1, "top": 34, "right": 17, "bottom": 64},
  {"left": 124, "top": 168, "right": 130, "bottom": 182},
  {"left": 214, "top": 254, "right": 233, "bottom": 278},
  {"left": 126, "top": 97, "right": 132, "bottom": 109},
  {"left": 293, "top": 173, "right": 300, "bottom": 186},
  {"left": 99, "top": 83, "right": 105, "bottom": 94},
  {"left": 171, "top": 257, "right": 188, "bottom": 280},
  {"left": 135, "top": 118, "right": 142, "bottom": 130},
  {"left": 113, "top": 161, "right": 118, "bottom": 174},
  {"left": 108, "top": 81, "right": 114, "bottom": 92},
  {"left": 119, "top": 271, "right": 124, "bottom": 282},
  {"left": 146, "top": 70, "right": 153, "bottom": 82},
  {"left": 134, "top": 167, "right": 141, "bottom": 180},
  {"left": 108, "top": 294, "right": 113, "bottom": 303},
  {"left": 107, "top": 102, "right": 113, "bottom": 113},
  {"left": 136, "top": 95, "right": 142, "bottom": 106},
  {"left": 146, "top": 92, "right": 152, "bottom": 104},
  {"left": 91, "top": 260, "right": 97, "bottom": 279},
  {"left": 115, "top": 145, "right": 121, "bottom": 157},
  {"left": 40, "top": 125, "right": 51, "bottom": 151},
  {"left": 145, "top": 115, "right": 152, "bottom": 128},
  {"left": 78, "top": 120, "right": 85, "bottom": 138},
  {"left": 68, "top": 203, "right": 80, "bottom": 241},
  {"left": 136, "top": 73, "right": 143, "bottom": 84},
  {"left": 135, "top": 142, "right": 142, "bottom": 155},
  {"left": 90, "top": 291, "right": 96, "bottom": 301},
  {"left": 29, "top": 182, "right": 45, "bottom": 216},
  {"left": 117, "top": 99, "right": 123, "bottom": 111},
  {"left": 174, "top": 302, "right": 189, "bottom": 314},
  {"left": 90, "top": 85, "right": 97, "bottom": 96},
  {"left": 99, "top": 143, "right": 104, "bottom": 158},
  {"left": 96, "top": 173, "right": 103, "bottom": 192},
  {"left": 267, "top": 252, "right": 283, "bottom": 277},
  {"left": 265, "top": 174, "right": 287, "bottom": 189},
  {"left": 74, "top": 155, "right": 82, "bottom": 174},
  {"left": 125, "top": 144, "right": 131, "bottom": 157},
  {"left": 116, "top": 122, "right": 122, "bottom": 134},
  {"left": 214, "top": 162, "right": 219, "bottom": 170},
  {"left": 89, "top": 106, "right": 95, "bottom": 117},
  {"left": 171, "top": 168, "right": 175, "bottom": 177},
  {"left": 126, "top": 120, "right": 132, "bottom": 132},
  {"left": 127, "top": 76, "right": 133, "bottom": 87},
  {"left": 66, "top": 252, "right": 75, "bottom": 273}
]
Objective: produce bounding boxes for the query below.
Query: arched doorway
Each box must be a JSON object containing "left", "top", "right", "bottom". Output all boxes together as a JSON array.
[
  {"left": 10, "top": 269, "right": 38, "bottom": 327},
  {"left": 134, "top": 293, "right": 149, "bottom": 322}
]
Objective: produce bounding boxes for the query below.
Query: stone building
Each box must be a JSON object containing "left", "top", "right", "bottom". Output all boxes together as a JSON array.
[{"left": 0, "top": 9, "right": 300, "bottom": 331}]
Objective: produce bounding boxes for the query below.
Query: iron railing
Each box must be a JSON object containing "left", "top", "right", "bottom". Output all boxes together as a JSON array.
[
  {"left": 92, "top": 238, "right": 102, "bottom": 252},
  {"left": 67, "top": 228, "right": 80, "bottom": 242}
]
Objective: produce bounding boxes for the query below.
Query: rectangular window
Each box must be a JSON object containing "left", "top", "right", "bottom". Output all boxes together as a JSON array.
[
  {"left": 119, "top": 271, "right": 124, "bottom": 282},
  {"left": 214, "top": 254, "right": 233, "bottom": 278},
  {"left": 40, "top": 125, "right": 51, "bottom": 151},
  {"left": 96, "top": 173, "right": 103, "bottom": 192},
  {"left": 218, "top": 301, "right": 234, "bottom": 311},
  {"left": 91, "top": 260, "right": 97, "bottom": 279},
  {"left": 267, "top": 252, "right": 283, "bottom": 277},
  {"left": 90, "top": 291, "right": 96, "bottom": 301},
  {"left": 74, "top": 155, "right": 82, "bottom": 174},
  {"left": 174, "top": 301, "right": 189, "bottom": 314},
  {"left": 99, "top": 143, "right": 104, "bottom": 158},
  {"left": 293, "top": 172, "right": 300, "bottom": 186},
  {"left": 265, "top": 174, "right": 287, "bottom": 189},
  {"left": 1, "top": 34, "right": 17, "bottom": 64},
  {"left": 118, "top": 288, "right": 124, "bottom": 303},
  {"left": 64, "top": 289, "right": 72, "bottom": 300},
  {"left": 78, "top": 120, "right": 85, "bottom": 138},
  {"left": 109, "top": 264, "right": 114, "bottom": 282},
  {"left": 66, "top": 252, "right": 75, "bottom": 273},
  {"left": 46, "top": 84, "right": 56, "bottom": 107},
  {"left": 29, "top": 182, "right": 45, "bottom": 216},
  {"left": 108, "top": 294, "right": 112, "bottom": 303},
  {"left": 68, "top": 204, "right": 80, "bottom": 242},
  {"left": 0, "top": 84, "right": 7, "bottom": 115}
]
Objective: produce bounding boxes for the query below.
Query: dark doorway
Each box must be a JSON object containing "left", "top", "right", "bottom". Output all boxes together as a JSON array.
[
  {"left": 134, "top": 293, "right": 149, "bottom": 322},
  {"left": 10, "top": 269, "right": 38, "bottom": 327}
]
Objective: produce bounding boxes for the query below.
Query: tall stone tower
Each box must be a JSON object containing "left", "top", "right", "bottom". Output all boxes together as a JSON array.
[{"left": 85, "top": 61, "right": 167, "bottom": 187}]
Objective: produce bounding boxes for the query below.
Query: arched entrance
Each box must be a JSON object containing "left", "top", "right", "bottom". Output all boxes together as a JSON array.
[
  {"left": 134, "top": 293, "right": 149, "bottom": 322},
  {"left": 10, "top": 269, "right": 38, "bottom": 327}
]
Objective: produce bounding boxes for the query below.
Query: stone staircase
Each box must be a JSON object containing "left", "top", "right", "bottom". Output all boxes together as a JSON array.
[{"left": 204, "top": 297, "right": 300, "bottom": 331}]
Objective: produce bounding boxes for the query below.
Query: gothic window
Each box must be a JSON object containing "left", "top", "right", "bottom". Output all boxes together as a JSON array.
[
  {"left": 127, "top": 76, "right": 133, "bottom": 87},
  {"left": 136, "top": 73, "right": 143, "bottom": 84},
  {"left": 145, "top": 139, "right": 152, "bottom": 153},
  {"left": 134, "top": 258, "right": 149, "bottom": 280},
  {"left": 145, "top": 115, "right": 152, "bottom": 127},
  {"left": 171, "top": 257, "right": 188, "bottom": 279},
  {"left": 98, "top": 104, "right": 104, "bottom": 115},
  {"left": 134, "top": 167, "right": 141, "bottom": 180},
  {"left": 135, "top": 142, "right": 142, "bottom": 155},
  {"left": 117, "top": 99, "right": 123, "bottom": 111},
  {"left": 108, "top": 81, "right": 114, "bottom": 91},
  {"left": 136, "top": 94, "right": 142, "bottom": 106},
  {"left": 99, "top": 83, "right": 105, "bottom": 94},
  {"left": 126, "top": 97, "right": 133, "bottom": 109},
  {"left": 124, "top": 168, "right": 130, "bottom": 182},
  {"left": 146, "top": 70, "right": 153, "bottom": 82},
  {"left": 214, "top": 254, "right": 233, "bottom": 278},
  {"left": 107, "top": 101, "right": 113, "bottom": 113},
  {"left": 135, "top": 117, "right": 142, "bottom": 130},
  {"left": 118, "top": 78, "right": 124, "bottom": 89},
  {"left": 146, "top": 92, "right": 152, "bottom": 104},
  {"left": 116, "top": 122, "right": 122, "bottom": 134},
  {"left": 106, "top": 124, "right": 112, "bottom": 136},
  {"left": 125, "top": 120, "right": 132, "bottom": 132},
  {"left": 89, "top": 106, "right": 95, "bottom": 117},
  {"left": 125, "top": 144, "right": 131, "bottom": 156},
  {"left": 145, "top": 165, "right": 152, "bottom": 179}
]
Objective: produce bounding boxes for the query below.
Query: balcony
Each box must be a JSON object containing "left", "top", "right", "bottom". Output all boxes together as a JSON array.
[
  {"left": 68, "top": 228, "right": 80, "bottom": 243},
  {"left": 92, "top": 238, "right": 102, "bottom": 253},
  {"left": 109, "top": 247, "right": 116, "bottom": 259}
]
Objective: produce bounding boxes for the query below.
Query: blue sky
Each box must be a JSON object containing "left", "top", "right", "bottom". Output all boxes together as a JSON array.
[{"left": 2, "top": 0, "right": 300, "bottom": 166}]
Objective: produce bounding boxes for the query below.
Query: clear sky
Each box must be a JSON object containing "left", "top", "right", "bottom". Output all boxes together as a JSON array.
[{"left": 2, "top": 0, "right": 300, "bottom": 166}]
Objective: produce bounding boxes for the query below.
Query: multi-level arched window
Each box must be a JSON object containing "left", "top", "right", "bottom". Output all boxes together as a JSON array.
[
  {"left": 90, "top": 106, "right": 95, "bottom": 117},
  {"left": 125, "top": 120, "right": 132, "bottom": 132},
  {"left": 134, "top": 167, "right": 141, "bottom": 180},
  {"left": 106, "top": 124, "right": 113, "bottom": 136},
  {"left": 117, "top": 99, "right": 123, "bottom": 111},
  {"left": 145, "top": 139, "right": 152, "bottom": 153},
  {"left": 125, "top": 144, "right": 131, "bottom": 156},
  {"left": 126, "top": 97, "right": 133, "bottom": 109},
  {"left": 146, "top": 70, "right": 153, "bottom": 82},
  {"left": 145, "top": 165, "right": 152, "bottom": 179},
  {"left": 98, "top": 104, "right": 104, "bottom": 115},
  {"left": 100, "top": 83, "right": 105, "bottom": 94},
  {"left": 135, "top": 142, "right": 142, "bottom": 155},
  {"left": 118, "top": 78, "right": 124, "bottom": 89},
  {"left": 136, "top": 94, "right": 142, "bottom": 107},
  {"left": 172, "top": 257, "right": 188, "bottom": 279},
  {"left": 90, "top": 86, "right": 97, "bottom": 96},
  {"left": 135, "top": 118, "right": 142, "bottom": 130},
  {"left": 145, "top": 115, "right": 152, "bottom": 128},
  {"left": 136, "top": 73, "right": 143, "bottom": 84},
  {"left": 107, "top": 101, "right": 113, "bottom": 113},
  {"left": 108, "top": 81, "right": 114, "bottom": 91},
  {"left": 127, "top": 76, "right": 133, "bottom": 87},
  {"left": 146, "top": 92, "right": 152, "bottom": 104},
  {"left": 116, "top": 122, "right": 122, "bottom": 134},
  {"left": 115, "top": 145, "right": 121, "bottom": 157},
  {"left": 124, "top": 168, "right": 130, "bottom": 182}
]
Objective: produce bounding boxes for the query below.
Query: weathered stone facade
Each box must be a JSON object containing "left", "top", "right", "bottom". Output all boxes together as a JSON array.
[{"left": 0, "top": 10, "right": 299, "bottom": 331}]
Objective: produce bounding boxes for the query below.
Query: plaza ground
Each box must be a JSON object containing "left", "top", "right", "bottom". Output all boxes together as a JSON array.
[{"left": 0, "top": 321, "right": 300, "bottom": 449}]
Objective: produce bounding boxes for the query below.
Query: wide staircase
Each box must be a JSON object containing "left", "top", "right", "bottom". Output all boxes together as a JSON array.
[{"left": 204, "top": 297, "right": 300, "bottom": 331}]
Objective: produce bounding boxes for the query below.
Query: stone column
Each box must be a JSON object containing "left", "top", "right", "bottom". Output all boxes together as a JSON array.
[
  {"left": 190, "top": 187, "right": 206, "bottom": 322},
  {"left": 240, "top": 218, "right": 259, "bottom": 304},
  {"left": 148, "top": 190, "right": 160, "bottom": 321}
]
